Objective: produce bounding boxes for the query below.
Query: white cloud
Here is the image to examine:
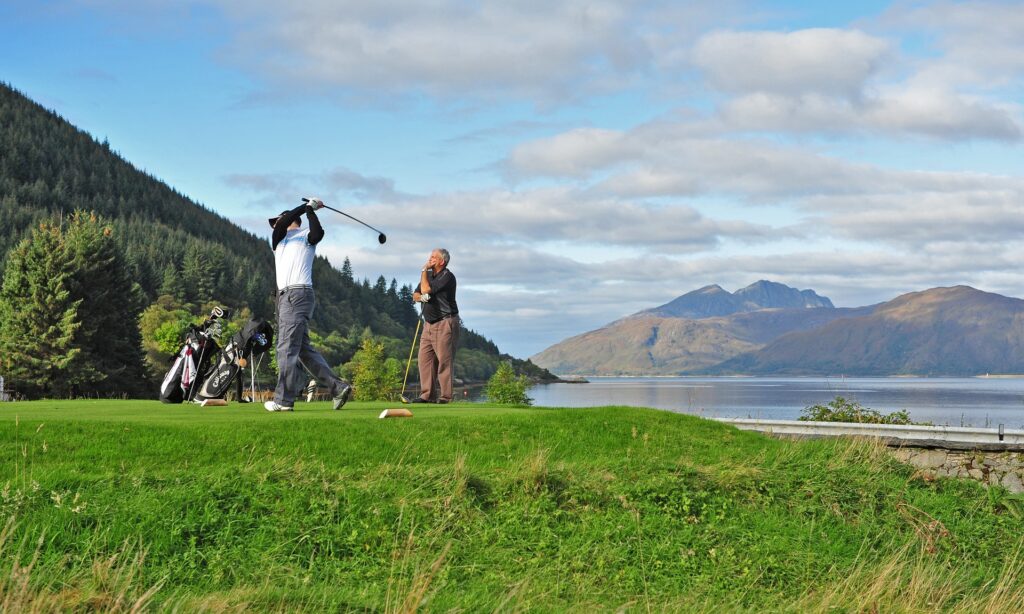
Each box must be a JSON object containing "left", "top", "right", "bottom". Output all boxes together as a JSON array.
[
  {"left": 692, "top": 24, "right": 1022, "bottom": 140},
  {"left": 864, "top": 85, "right": 1021, "bottom": 140},
  {"left": 505, "top": 128, "right": 628, "bottom": 179},
  {"left": 507, "top": 126, "right": 885, "bottom": 198},
  {"left": 213, "top": 0, "right": 658, "bottom": 103},
  {"left": 232, "top": 173, "right": 781, "bottom": 251},
  {"left": 882, "top": 1, "right": 1024, "bottom": 89},
  {"left": 803, "top": 181, "right": 1024, "bottom": 245},
  {"left": 224, "top": 165, "right": 408, "bottom": 207},
  {"left": 693, "top": 28, "right": 890, "bottom": 98}
]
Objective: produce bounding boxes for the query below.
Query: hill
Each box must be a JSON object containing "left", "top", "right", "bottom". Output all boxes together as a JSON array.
[
  {"left": 0, "top": 82, "right": 548, "bottom": 388},
  {"left": 714, "top": 286, "right": 1024, "bottom": 376},
  {"left": 533, "top": 281, "right": 851, "bottom": 375},
  {"left": 3, "top": 400, "right": 1022, "bottom": 611}
]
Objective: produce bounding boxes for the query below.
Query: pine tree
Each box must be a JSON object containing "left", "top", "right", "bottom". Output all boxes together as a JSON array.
[
  {"left": 181, "top": 243, "right": 214, "bottom": 304},
  {"left": 0, "top": 221, "right": 99, "bottom": 397},
  {"left": 62, "top": 211, "right": 149, "bottom": 396},
  {"left": 159, "top": 263, "right": 185, "bottom": 300},
  {"left": 341, "top": 257, "right": 354, "bottom": 286}
]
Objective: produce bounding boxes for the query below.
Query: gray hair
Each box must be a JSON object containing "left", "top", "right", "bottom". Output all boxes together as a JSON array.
[{"left": 435, "top": 248, "right": 450, "bottom": 265}]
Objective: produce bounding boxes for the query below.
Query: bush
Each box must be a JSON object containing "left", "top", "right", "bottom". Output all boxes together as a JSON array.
[
  {"left": 485, "top": 361, "right": 532, "bottom": 406},
  {"left": 799, "top": 396, "right": 913, "bottom": 425},
  {"left": 349, "top": 337, "right": 402, "bottom": 401}
]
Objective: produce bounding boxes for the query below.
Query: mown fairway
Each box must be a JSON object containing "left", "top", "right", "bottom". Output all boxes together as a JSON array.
[{"left": 2, "top": 400, "right": 1023, "bottom": 612}]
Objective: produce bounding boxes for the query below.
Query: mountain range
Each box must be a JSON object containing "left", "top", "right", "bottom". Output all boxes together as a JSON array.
[{"left": 532, "top": 282, "right": 1024, "bottom": 376}]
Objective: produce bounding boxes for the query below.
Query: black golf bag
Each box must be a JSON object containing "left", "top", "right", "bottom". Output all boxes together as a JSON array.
[
  {"left": 159, "top": 307, "right": 228, "bottom": 404},
  {"left": 194, "top": 318, "right": 274, "bottom": 403}
]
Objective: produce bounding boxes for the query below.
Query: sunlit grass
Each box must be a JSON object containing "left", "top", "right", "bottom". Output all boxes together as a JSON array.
[{"left": 1, "top": 400, "right": 1021, "bottom": 610}]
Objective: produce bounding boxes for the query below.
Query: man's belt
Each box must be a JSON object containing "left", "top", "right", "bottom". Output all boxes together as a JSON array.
[
  {"left": 427, "top": 313, "right": 459, "bottom": 324},
  {"left": 278, "top": 284, "right": 312, "bottom": 296}
]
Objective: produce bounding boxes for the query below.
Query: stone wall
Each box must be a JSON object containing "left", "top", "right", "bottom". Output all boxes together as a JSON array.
[{"left": 890, "top": 448, "right": 1024, "bottom": 493}]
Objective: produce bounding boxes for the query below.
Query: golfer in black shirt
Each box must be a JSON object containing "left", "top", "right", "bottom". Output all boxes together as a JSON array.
[{"left": 411, "top": 248, "right": 459, "bottom": 403}]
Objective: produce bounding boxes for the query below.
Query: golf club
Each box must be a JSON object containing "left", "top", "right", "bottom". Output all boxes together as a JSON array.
[
  {"left": 399, "top": 317, "right": 423, "bottom": 404},
  {"left": 302, "top": 198, "right": 387, "bottom": 244}
]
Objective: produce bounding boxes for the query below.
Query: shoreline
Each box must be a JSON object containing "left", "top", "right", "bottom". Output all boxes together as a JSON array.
[{"left": 538, "top": 374, "right": 1024, "bottom": 380}]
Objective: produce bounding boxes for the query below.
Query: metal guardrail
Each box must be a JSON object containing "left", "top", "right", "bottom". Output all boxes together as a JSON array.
[{"left": 715, "top": 418, "right": 1024, "bottom": 451}]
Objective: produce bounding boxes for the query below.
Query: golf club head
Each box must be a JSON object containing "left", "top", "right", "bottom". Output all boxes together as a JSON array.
[
  {"left": 400, "top": 394, "right": 411, "bottom": 404},
  {"left": 378, "top": 233, "right": 387, "bottom": 244}
]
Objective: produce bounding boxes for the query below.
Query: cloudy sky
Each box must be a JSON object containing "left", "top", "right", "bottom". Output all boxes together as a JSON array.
[{"left": 3, "top": 1, "right": 1023, "bottom": 357}]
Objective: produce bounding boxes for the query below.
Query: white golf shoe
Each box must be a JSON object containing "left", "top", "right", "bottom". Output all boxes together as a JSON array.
[{"left": 264, "top": 400, "right": 294, "bottom": 412}]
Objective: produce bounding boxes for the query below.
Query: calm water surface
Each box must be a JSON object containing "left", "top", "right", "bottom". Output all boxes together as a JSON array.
[{"left": 527, "top": 377, "right": 1024, "bottom": 428}]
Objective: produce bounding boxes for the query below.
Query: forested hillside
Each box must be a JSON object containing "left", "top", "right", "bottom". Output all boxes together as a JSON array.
[
  {"left": 0, "top": 82, "right": 405, "bottom": 335},
  {"left": 0, "top": 82, "right": 551, "bottom": 396}
]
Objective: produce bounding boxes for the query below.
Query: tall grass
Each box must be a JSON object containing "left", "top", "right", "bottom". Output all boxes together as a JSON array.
[
  {"left": 0, "top": 517, "right": 161, "bottom": 612},
  {"left": 794, "top": 540, "right": 1024, "bottom": 613}
]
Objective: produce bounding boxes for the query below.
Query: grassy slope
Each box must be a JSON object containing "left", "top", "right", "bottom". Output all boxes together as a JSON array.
[{"left": 1, "top": 401, "right": 1022, "bottom": 611}]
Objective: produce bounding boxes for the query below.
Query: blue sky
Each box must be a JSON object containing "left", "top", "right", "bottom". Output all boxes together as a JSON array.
[{"left": 3, "top": 0, "right": 1023, "bottom": 357}]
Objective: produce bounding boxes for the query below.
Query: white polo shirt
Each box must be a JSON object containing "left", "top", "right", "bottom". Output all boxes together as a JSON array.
[{"left": 274, "top": 228, "right": 315, "bottom": 290}]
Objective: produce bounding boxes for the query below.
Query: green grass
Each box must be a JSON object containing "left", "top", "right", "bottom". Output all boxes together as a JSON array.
[{"left": 1, "top": 400, "right": 1023, "bottom": 611}]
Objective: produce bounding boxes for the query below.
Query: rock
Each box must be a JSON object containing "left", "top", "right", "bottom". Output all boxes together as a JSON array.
[
  {"left": 915, "top": 450, "right": 948, "bottom": 468},
  {"left": 890, "top": 449, "right": 914, "bottom": 462},
  {"left": 1002, "top": 473, "right": 1024, "bottom": 493},
  {"left": 968, "top": 468, "right": 984, "bottom": 480}
]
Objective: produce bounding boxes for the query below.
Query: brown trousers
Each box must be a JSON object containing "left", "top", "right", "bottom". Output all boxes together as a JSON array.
[{"left": 418, "top": 316, "right": 460, "bottom": 402}]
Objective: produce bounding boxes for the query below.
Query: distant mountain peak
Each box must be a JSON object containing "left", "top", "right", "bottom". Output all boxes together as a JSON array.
[{"left": 638, "top": 281, "right": 833, "bottom": 320}]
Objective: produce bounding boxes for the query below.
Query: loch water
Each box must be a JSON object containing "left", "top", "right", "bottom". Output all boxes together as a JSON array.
[{"left": 526, "top": 377, "right": 1024, "bottom": 428}]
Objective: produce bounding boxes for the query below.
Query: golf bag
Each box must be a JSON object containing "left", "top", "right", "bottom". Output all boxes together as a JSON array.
[
  {"left": 194, "top": 318, "right": 274, "bottom": 402},
  {"left": 159, "top": 307, "right": 228, "bottom": 404}
]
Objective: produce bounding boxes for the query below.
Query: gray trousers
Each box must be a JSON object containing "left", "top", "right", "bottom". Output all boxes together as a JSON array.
[{"left": 275, "top": 287, "right": 344, "bottom": 406}]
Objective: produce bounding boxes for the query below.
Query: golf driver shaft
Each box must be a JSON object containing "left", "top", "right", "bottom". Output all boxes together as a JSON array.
[
  {"left": 400, "top": 318, "right": 423, "bottom": 401},
  {"left": 302, "top": 199, "right": 387, "bottom": 242}
]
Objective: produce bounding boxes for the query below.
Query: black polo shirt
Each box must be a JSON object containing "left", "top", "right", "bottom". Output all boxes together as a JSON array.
[{"left": 420, "top": 268, "right": 458, "bottom": 324}]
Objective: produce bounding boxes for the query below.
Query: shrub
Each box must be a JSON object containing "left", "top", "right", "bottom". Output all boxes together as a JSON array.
[
  {"left": 799, "top": 396, "right": 913, "bottom": 425},
  {"left": 485, "top": 361, "right": 532, "bottom": 406},
  {"left": 350, "top": 337, "right": 402, "bottom": 401}
]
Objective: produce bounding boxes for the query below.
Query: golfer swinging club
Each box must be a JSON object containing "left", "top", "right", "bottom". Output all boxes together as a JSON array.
[
  {"left": 265, "top": 197, "right": 352, "bottom": 412},
  {"left": 411, "top": 248, "right": 459, "bottom": 403}
]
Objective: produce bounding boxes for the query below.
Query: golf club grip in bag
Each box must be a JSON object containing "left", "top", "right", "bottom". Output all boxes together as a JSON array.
[{"left": 194, "top": 318, "right": 274, "bottom": 402}]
